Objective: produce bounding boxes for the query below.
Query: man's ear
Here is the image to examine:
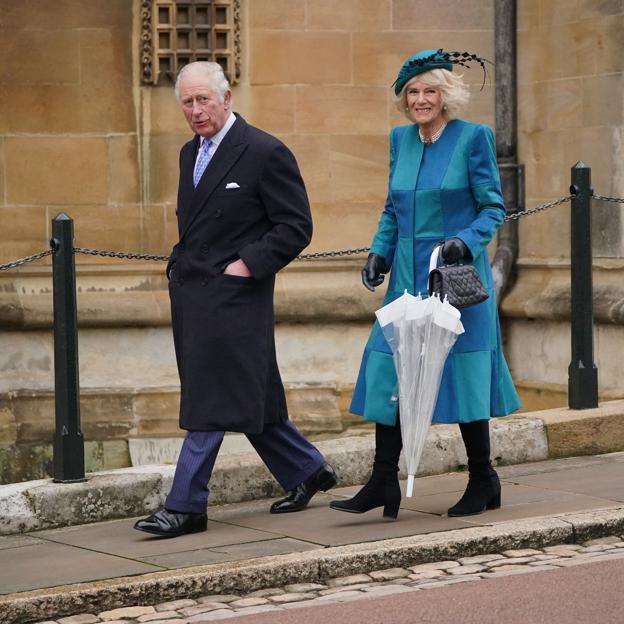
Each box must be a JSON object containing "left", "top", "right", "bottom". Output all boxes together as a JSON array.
[{"left": 224, "top": 90, "right": 232, "bottom": 108}]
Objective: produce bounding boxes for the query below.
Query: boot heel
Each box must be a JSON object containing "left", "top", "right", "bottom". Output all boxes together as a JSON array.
[
  {"left": 382, "top": 500, "right": 400, "bottom": 520},
  {"left": 486, "top": 492, "right": 501, "bottom": 510}
]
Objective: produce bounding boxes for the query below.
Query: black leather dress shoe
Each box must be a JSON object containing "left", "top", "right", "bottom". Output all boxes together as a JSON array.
[
  {"left": 270, "top": 463, "right": 337, "bottom": 514},
  {"left": 133, "top": 509, "right": 207, "bottom": 537}
]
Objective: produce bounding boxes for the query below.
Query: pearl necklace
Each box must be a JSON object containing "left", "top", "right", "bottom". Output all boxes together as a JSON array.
[{"left": 419, "top": 121, "right": 447, "bottom": 145}]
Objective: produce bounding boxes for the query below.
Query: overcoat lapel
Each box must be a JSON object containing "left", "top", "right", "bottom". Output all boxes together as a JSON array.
[
  {"left": 392, "top": 124, "right": 424, "bottom": 190},
  {"left": 178, "top": 136, "right": 199, "bottom": 233},
  {"left": 180, "top": 115, "right": 249, "bottom": 239}
]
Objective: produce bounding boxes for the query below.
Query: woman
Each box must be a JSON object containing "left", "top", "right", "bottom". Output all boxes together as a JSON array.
[{"left": 331, "top": 49, "right": 521, "bottom": 519}]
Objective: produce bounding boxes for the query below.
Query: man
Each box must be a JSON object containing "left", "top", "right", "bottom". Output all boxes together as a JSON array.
[{"left": 134, "top": 62, "right": 336, "bottom": 538}]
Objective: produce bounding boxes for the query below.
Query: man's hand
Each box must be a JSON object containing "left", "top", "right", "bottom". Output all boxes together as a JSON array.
[{"left": 224, "top": 258, "right": 252, "bottom": 277}]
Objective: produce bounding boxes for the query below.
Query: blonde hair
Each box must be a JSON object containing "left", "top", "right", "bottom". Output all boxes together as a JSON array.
[{"left": 395, "top": 68, "right": 470, "bottom": 121}]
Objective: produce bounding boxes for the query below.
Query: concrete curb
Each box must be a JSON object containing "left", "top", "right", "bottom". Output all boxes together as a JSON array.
[
  {"left": 1, "top": 506, "right": 623, "bottom": 624},
  {"left": 1, "top": 400, "right": 623, "bottom": 536}
]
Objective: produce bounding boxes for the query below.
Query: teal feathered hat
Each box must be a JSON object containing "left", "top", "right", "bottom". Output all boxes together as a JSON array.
[{"left": 392, "top": 48, "right": 491, "bottom": 95}]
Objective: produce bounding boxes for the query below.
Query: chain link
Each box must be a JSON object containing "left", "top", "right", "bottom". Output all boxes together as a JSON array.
[
  {"left": 296, "top": 246, "right": 371, "bottom": 260},
  {"left": 503, "top": 195, "right": 572, "bottom": 222},
  {"left": 73, "top": 245, "right": 373, "bottom": 262},
  {"left": 0, "top": 249, "right": 54, "bottom": 271},
  {"left": 1, "top": 194, "right": 621, "bottom": 270},
  {"left": 73, "top": 247, "right": 171, "bottom": 262},
  {"left": 592, "top": 194, "right": 624, "bottom": 204}
]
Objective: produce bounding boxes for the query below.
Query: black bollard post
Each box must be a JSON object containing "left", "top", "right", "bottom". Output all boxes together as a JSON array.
[
  {"left": 568, "top": 162, "right": 598, "bottom": 409},
  {"left": 52, "top": 213, "right": 86, "bottom": 482}
]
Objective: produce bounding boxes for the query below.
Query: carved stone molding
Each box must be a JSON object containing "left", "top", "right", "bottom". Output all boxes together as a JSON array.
[{"left": 140, "top": 0, "right": 154, "bottom": 84}]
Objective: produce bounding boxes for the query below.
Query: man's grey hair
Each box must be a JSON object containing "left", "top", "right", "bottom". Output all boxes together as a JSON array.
[{"left": 174, "top": 61, "right": 231, "bottom": 102}]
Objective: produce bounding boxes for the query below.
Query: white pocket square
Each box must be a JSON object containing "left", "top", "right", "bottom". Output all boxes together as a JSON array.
[{"left": 225, "top": 182, "right": 240, "bottom": 189}]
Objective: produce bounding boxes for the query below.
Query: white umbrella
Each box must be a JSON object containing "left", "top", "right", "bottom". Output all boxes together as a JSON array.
[
  {"left": 375, "top": 290, "right": 423, "bottom": 404},
  {"left": 404, "top": 295, "right": 464, "bottom": 495},
  {"left": 376, "top": 292, "right": 464, "bottom": 497}
]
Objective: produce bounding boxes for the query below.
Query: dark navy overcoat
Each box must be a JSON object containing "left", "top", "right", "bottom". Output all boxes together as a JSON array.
[{"left": 168, "top": 114, "right": 312, "bottom": 433}]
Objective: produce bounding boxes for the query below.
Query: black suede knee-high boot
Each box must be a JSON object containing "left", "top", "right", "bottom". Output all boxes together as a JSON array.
[
  {"left": 330, "top": 420, "right": 402, "bottom": 519},
  {"left": 447, "top": 419, "right": 501, "bottom": 517}
]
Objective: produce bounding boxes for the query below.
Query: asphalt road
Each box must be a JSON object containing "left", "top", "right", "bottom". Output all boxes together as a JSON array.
[{"left": 227, "top": 558, "right": 624, "bottom": 624}]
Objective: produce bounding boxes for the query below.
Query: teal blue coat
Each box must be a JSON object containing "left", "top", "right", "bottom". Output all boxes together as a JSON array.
[{"left": 350, "top": 120, "right": 521, "bottom": 425}]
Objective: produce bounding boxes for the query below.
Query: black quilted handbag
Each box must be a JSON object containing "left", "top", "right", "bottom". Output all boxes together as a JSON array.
[{"left": 428, "top": 246, "right": 489, "bottom": 309}]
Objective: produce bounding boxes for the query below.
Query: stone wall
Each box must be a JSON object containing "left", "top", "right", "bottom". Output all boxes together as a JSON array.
[
  {"left": 503, "top": 1, "right": 624, "bottom": 408},
  {"left": 2, "top": 0, "right": 501, "bottom": 482},
  {"left": 0, "top": 0, "right": 141, "bottom": 263}
]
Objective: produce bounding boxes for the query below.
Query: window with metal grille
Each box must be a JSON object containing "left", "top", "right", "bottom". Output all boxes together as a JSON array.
[{"left": 141, "top": 0, "right": 240, "bottom": 86}]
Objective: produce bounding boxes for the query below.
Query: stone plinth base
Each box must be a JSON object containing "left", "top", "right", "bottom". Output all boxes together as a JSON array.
[{"left": 0, "top": 382, "right": 356, "bottom": 484}]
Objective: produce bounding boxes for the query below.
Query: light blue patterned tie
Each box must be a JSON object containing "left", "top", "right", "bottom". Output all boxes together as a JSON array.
[{"left": 193, "top": 139, "right": 213, "bottom": 187}]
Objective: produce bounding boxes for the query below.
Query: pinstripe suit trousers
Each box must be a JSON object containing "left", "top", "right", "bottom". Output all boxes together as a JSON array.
[{"left": 165, "top": 419, "right": 325, "bottom": 513}]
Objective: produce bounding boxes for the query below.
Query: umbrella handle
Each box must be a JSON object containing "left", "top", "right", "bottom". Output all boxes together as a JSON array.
[
  {"left": 429, "top": 245, "right": 442, "bottom": 274},
  {"left": 406, "top": 474, "right": 415, "bottom": 497}
]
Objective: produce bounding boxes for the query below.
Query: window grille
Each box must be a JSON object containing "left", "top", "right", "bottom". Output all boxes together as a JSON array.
[{"left": 141, "top": 0, "right": 241, "bottom": 85}]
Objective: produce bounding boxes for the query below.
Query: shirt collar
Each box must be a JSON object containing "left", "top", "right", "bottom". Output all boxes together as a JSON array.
[{"left": 199, "top": 112, "right": 236, "bottom": 149}]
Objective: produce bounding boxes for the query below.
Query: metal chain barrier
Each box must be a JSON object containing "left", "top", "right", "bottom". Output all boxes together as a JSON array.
[
  {"left": 297, "top": 246, "right": 371, "bottom": 260},
  {"left": 73, "top": 247, "right": 170, "bottom": 262},
  {"left": 592, "top": 194, "right": 624, "bottom": 204},
  {"left": 502, "top": 195, "right": 572, "bottom": 221},
  {"left": 1, "top": 194, "right": 622, "bottom": 270},
  {"left": 0, "top": 248, "right": 54, "bottom": 271}
]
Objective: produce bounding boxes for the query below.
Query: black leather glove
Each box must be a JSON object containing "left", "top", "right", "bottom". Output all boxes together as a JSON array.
[
  {"left": 361, "top": 253, "right": 389, "bottom": 292},
  {"left": 441, "top": 238, "right": 471, "bottom": 264}
]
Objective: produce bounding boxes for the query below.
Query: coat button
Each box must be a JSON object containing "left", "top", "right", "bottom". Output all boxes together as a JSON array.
[
  {"left": 200, "top": 243, "right": 209, "bottom": 254},
  {"left": 201, "top": 279, "right": 207, "bottom": 287},
  {"left": 214, "top": 209, "right": 222, "bottom": 218}
]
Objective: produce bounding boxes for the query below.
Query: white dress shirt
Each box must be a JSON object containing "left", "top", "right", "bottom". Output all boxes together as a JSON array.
[{"left": 194, "top": 111, "right": 237, "bottom": 169}]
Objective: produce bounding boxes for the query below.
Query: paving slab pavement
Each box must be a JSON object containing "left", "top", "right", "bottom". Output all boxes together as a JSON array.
[
  {"left": 3, "top": 401, "right": 624, "bottom": 537},
  {"left": 1, "top": 452, "right": 623, "bottom": 623}
]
